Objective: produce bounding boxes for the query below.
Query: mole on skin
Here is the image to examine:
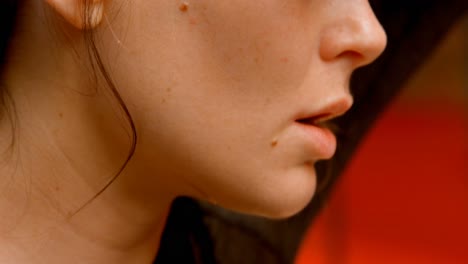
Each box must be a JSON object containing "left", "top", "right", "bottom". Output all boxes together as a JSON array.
[
  {"left": 179, "top": 2, "right": 189, "bottom": 12},
  {"left": 271, "top": 140, "right": 278, "bottom": 147}
]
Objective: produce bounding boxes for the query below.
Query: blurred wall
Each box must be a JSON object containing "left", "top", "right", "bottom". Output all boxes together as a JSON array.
[{"left": 296, "top": 14, "right": 467, "bottom": 264}]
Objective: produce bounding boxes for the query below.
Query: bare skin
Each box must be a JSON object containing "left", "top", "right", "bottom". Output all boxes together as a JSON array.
[{"left": 0, "top": 0, "right": 386, "bottom": 263}]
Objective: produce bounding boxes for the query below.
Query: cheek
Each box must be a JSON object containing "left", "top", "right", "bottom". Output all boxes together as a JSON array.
[
  {"left": 160, "top": 2, "right": 321, "bottom": 213},
  {"left": 170, "top": 0, "right": 317, "bottom": 103},
  {"left": 103, "top": 1, "right": 321, "bottom": 217},
  {"left": 111, "top": 0, "right": 321, "bottom": 153}
]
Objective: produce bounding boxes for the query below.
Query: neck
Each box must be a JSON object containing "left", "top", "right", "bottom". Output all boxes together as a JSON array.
[{"left": 0, "top": 3, "right": 174, "bottom": 263}]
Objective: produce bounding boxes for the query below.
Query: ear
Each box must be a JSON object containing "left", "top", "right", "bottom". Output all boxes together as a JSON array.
[{"left": 45, "top": 0, "right": 104, "bottom": 29}]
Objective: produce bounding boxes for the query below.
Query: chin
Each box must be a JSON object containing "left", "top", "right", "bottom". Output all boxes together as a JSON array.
[
  {"left": 259, "top": 188, "right": 317, "bottom": 220},
  {"left": 238, "top": 166, "right": 318, "bottom": 220}
]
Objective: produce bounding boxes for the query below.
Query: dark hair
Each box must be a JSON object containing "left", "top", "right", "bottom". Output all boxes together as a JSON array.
[
  {"left": 0, "top": 1, "right": 19, "bottom": 70},
  {"left": 78, "top": 0, "right": 138, "bottom": 213}
]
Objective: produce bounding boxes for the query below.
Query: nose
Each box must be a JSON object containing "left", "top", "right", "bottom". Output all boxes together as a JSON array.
[{"left": 319, "top": 1, "right": 387, "bottom": 68}]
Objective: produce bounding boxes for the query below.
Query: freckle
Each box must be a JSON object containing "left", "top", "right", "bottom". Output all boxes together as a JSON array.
[
  {"left": 179, "top": 2, "right": 189, "bottom": 12},
  {"left": 58, "top": 112, "right": 63, "bottom": 118},
  {"left": 55, "top": 186, "right": 60, "bottom": 191},
  {"left": 161, "top": 98, "right": 166, "bottom": 104},
  {"left": 166, "top": 87, "right": 171, "bottom": 93},
  {"left": 280, "top": 57, "right": 289, "bottom": 63},
  {"left": 271, "top": 140, "right": 278, "bottom": 147},
  {"left": 254, "top": 57, "right": 260, "bottom": 64}
]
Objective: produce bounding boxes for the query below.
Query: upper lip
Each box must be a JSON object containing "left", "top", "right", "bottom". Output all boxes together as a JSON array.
[
  {"left": 295, "top": 95, "right": 353, "bottom": 126},
  {"left": 297, "top": 112, "right": 341, "bottom": 126}
]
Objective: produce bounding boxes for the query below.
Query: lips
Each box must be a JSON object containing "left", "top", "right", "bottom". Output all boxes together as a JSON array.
[
  {"left": 292, "top": 95, "right": 352, "bottom": 159},
  {"left": 295, "top": 118, "right": 337, "bottom": 160}
]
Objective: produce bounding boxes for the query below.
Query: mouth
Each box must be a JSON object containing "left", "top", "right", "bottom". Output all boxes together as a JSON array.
[
  {"left": 297, "top": 116, "right": 340, "bottom": 135},
  {"left": 292, "top": 95, "right": 352, "bottom": 159},
  {"left": 294, "top": 94, "right": 353, "bottom": 128},
  {"left": 296, "top": 112, "right": 341, "bottom": 126},
  {"left": 294, "top": 118, "right": 337, "bottom": 160}
]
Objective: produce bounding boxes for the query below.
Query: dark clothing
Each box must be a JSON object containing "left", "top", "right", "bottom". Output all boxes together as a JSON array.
[{"left": 155, "top": 1, "right": 467, "bottom": 263}]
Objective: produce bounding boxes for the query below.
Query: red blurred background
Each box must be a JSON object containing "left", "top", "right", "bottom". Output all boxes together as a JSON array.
[{"left": 296, "top": 15, "right": 467, "bottom": 264}]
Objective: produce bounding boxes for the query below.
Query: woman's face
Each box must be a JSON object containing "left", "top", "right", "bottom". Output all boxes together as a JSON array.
[{"left": 98, "top": 0, "right": 386, "bottom": 218}]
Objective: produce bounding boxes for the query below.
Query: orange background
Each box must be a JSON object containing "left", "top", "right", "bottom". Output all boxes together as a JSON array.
[{"left": 296, "top": 16, "right": 467, "bottom": 264}]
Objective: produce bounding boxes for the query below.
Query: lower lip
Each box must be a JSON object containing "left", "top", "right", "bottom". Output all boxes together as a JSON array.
[{"left": 295, "top": 122, "right": 337, "bottom": 159}]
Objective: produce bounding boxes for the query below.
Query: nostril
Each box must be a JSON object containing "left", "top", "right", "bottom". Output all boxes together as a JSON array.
[{"left": 337, "top": 50, "right": 364, "bottom": 61}]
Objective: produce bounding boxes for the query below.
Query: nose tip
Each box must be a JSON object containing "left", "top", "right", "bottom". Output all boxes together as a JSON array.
[{"left": 319, "top": 3, "right": 387, "bottom": 68}]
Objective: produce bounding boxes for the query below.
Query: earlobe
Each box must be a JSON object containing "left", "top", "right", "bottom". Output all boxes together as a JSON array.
[{"left": 45, "top": 0, "right": 104, "bottom": 30}]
